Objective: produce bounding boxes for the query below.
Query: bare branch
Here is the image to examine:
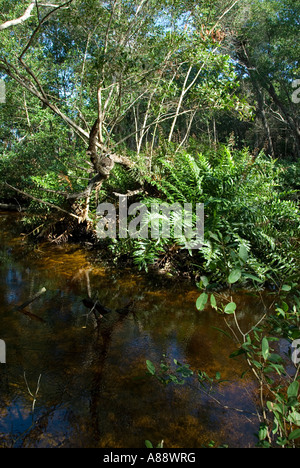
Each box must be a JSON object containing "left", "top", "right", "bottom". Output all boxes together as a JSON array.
[
  {"left": 209, "top": 0, "right": 242, "bottom": 35},
  {"left": 19, "top": 0, "right": 75, "bottom": 59},
  {"left": 5, "top": 182, "right": 81, "bottom": 220}
]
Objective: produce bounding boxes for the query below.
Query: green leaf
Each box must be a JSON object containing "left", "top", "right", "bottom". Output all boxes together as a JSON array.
[
  {"left": 201, "top": 276, "right": 209, "bottom": 288},
  {"left": 209, "top": 232, "right": 220, "bottom": 242},
  {"left": 288, "top": 429, "right": 300, "bottom": 441},
  {"left": 228, "top": 269, "right": 242, "bottom": 284},
  {"left": 287, "top": 398, "right": 299, "bottom": 408},
  {"left": 258, "top": 423, "right": 268, "bottom": 441},
  {"left": 288, "top": 410, "right": 300, "bottom": 426},
  {"left": 252, "top": 360, "right": 263, "bottom": 369},
  {"left": 239, "top": 245, "right": 248, "bottom": 263},
  {"left": 268, "top": 353, "right": 283, "bottom": 364},
  {"left": 287, "top": 381, "right": 299, "bottom": 400},
  {"left": 273, "top": 405, "right": 285, "bottom": 417},
  {"left": 229, "top": 348, "right": 246, "bottom": 358},
  {"left": 146, "top": 360, "right": 156, "bottom": 376},
  {"left": 243, "top": 274, "right": 263, "bottom": 283},
  {"left": 262, "top": 337, "right": 270, "bottom": 361},
  {"left": 281, "top": 284, "right": 292, "bottom": 292},
  {"left": 196, "top": 293, "right": 208, "bottom": 311},
  {"left": 276, "top": 437, "right": 288, "bottom": 447},
  {"left": 271, "top": 363, "right": 285, "bottom": 375},
  {"left": 224, "top": 302, "right": 237, "bottom": 314},
  {"left": 145, "top": 440, "right": 153, "bottom": 448},
  {"left": 276, "top": 308, "right": 285, "bottom": 318},
  {"left": 210, "top": 294, "right": 217, "bottom": 310}
]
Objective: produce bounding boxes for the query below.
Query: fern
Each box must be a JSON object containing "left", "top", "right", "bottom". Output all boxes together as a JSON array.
[
  {"left": 101, "top": 144, "right": 299, "bottom": 285},
  {"left": 134, "top": 146, "right": 300, "bottom": 284}
]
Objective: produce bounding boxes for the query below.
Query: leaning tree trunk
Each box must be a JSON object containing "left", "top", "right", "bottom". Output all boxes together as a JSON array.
[{"left": 77, "top": 117, "right": 133, "bottom": 222}]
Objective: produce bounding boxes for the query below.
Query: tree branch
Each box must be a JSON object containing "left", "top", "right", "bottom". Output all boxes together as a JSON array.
[
  {"left": 0, "top": 1, "right": 36, "bottom": 31},
  {"left": 19, "top": 0, "right": 75, "bottom": 59},
  {"left": 5, "top": 182, "right": 81, "bottom": 220}
]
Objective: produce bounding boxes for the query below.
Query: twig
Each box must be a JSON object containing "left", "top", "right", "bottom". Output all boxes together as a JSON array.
[
  {"left": 113, "top": 189, "right": 144, "bottom": 198},
  {"left": 5, "top": 182, "right": 81, "bottom": 220},
  {"left": 19, "top": 0, "right": 75, "bottom": 59}
]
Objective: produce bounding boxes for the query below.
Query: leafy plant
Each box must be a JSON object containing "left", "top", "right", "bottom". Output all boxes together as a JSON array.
[
  {"left": 122, "top": 146, "right": 300, "bottom": 286},
  {"left": 159, "top": 277, "right": 300, "bottom": 448},
  {"left": 208, "top": 285, "right": 300, "bottom": 447},
  {"left": 145, "top": 440, "right": 164, "bottom": 449}
]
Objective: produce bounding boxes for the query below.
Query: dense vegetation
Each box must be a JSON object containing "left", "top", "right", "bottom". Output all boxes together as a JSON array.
[
  {"left": 0, "top": 0, "right": 299, "bottom": 449},
  {"left": 0, "top": 0, "right": 299, "bottom": 288}
]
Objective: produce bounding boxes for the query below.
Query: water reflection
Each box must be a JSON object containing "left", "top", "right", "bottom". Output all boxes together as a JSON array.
[{"left": 0, "top": 213, "right": 265, "bottom": 448}]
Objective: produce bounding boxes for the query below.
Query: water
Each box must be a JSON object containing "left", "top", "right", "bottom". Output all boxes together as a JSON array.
[{"left": 0, "top": 212, "right": 269, "bottom": 448}]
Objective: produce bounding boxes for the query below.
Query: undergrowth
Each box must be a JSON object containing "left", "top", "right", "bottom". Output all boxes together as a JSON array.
[{"left": 106, "top": 145, "right": 300, "bottom": 288}]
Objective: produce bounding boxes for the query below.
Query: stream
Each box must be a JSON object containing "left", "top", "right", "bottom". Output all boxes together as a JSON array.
[{"left": 0, "top": 212, "right": 280, "bottom": 448}]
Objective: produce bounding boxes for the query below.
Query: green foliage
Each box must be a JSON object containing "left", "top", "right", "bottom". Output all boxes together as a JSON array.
[
  {"left": 277, "top": 159, "right": 300, "bottom": 202},
  {"left": 0, "top": 0, "right": 299, "bottom": 289},
  {"left": 124, "top": 145, "right": 299, "bottom": 286},
  {"left": 222, "top": 290, "right": 300, "bottom": 448},
  {"left": 146, "top": 356, "right": 194, "bottom": 386},
  {"left": 145, "top": 439, "right": 164, "bottom": 449},
  {"left": 148, "top": 285, "right": 300, "bottom": 448}
]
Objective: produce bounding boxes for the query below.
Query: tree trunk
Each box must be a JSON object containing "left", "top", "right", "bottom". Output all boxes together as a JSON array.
[
  {"left": 251, "top": 76, "right": 275, "bottom": 157},
  {"left": 267, "top": 83, "right": 300, "bottom": 157}
]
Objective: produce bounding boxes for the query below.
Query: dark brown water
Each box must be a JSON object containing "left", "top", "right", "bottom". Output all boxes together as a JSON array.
[{"left": 0, "top": 212, "right": 273, "bottom": 448}]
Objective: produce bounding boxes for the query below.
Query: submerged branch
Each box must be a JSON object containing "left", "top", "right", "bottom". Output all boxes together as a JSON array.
[
  {"left": 16, "top": 287, "right": 47, "bottom": 311},
  {"left": 13, "top": 287, "right": 47, "bottom": 322}
]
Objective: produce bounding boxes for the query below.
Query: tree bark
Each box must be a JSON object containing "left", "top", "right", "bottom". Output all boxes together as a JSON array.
[
  {"left": 267, "top": 83, "right": 300, "bottom": 157},
  {"left": 251, "top": 76, "right": 275, "bottom": 157}
]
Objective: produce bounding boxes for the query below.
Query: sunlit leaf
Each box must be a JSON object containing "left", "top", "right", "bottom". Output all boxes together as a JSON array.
[
  {"left": 228, "top": 269, "right": 242, "bottom": 284},
  {"left": 224, "top": 302, "right": 237, "bottom": 314},
  {"left": 201, "top": 276, "right": 209, "bottom": 287},
  {"left": 146, "top": 360, "right": 156, "bottom": 375},
  {"left": 210, "top": 294, "right": 217, "bottom": 310},
  {"left": 287, "top": 381, "right": 299, "bottom": 400},
  {"left": 262, "top": 337, "right": 270, "bottom": 360},
  {"left": 239, "top": 245, "right": 248, "bottom": 263},
  {"left": 196, "top": 293, "right": 208, "bottom": 311}
]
